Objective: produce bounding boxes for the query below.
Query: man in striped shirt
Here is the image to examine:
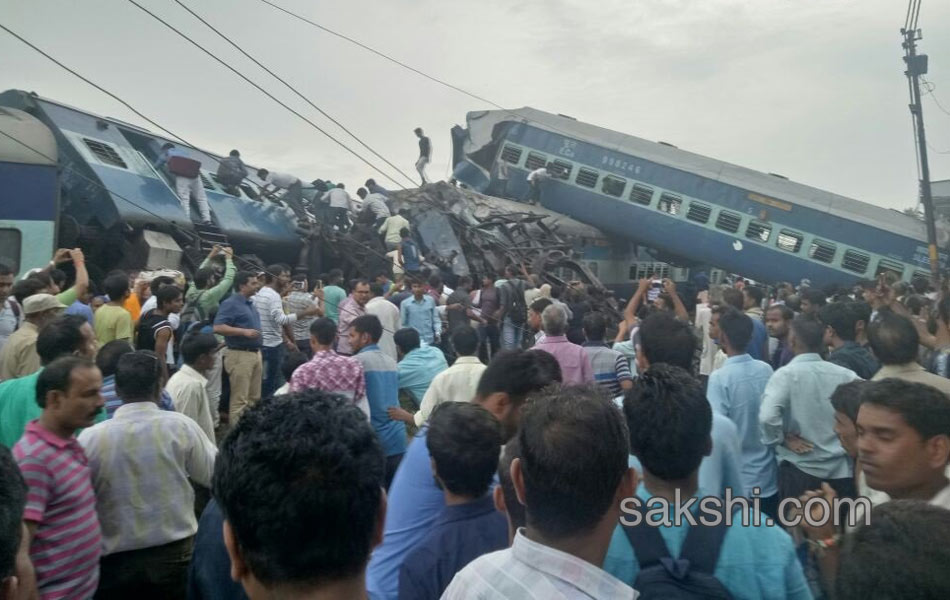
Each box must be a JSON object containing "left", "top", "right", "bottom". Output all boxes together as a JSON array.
[
  {"left": 13, "top": 356, "right": 104, "bottom": 600},
  {"left": 581, "top": 312, "right": 633, "bottom": 397}
]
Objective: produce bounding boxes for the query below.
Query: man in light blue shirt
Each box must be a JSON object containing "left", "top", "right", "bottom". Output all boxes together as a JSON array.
[
  {"left": 400, "top": 280, "right": 439, "bottom": 344},
  {"left": 604, "top": 364, "right": 812, "bottom": 599},
  {"left": 394, "top": 328, "right": 447, "bottom": 406},
  {"left": 759, "top": 315, "right": 861, "bottom": 509},
  {"left": 707, "top": 308, "right": 778, "bottom": 515}
]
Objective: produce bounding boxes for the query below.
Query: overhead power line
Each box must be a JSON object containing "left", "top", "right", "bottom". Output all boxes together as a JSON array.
[
  {"left": 124, "top": 0, "right": 408, "bottom": 189},
  {"left": 172, "top": 0, "right": 417, "bottom": 187}
]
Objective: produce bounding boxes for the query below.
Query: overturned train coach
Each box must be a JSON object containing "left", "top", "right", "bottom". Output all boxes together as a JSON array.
[
  {"left": 451, "top": 107, "right": 949, "bottom": 289},
  {"left": 0, "top": 89, "right": 304, "bottom": 281}
]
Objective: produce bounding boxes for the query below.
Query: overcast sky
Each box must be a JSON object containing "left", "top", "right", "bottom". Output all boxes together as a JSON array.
[{"left": 3, "top": 0, "right": 950, "bottom": 210}]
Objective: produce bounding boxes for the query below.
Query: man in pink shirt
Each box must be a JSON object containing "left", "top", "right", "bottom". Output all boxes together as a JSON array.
[
  {"left": 13, "top": 356, "right": 104, "bottom": 600},
  {"left": 530, "top": 304, "right": 593, "bottom": 385}
]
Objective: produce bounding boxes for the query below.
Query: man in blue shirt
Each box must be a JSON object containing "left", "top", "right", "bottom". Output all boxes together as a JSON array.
[
  {"left": 400, "top": 280, "right": 439, "bottom": 345},
  {"left": 603, "top": 364, "right": 812, "bottom": 599},
  {"left": 394, "top": 328, "right": 447, "bottom": 406},
  {"left": 398, "top": 403, "right": 507, "bottom": 600},
  {"left": 366, "top": 349, "right": 562, "bottom": 600},
  {"left": 213, "top": 271, "right": 263, "bottom": 425},
  {"left": 724, "top": 287, "right": 769, "bottom": 362},
  {"left": 398, "top": 229, "right": 421, "bottom": 275},
  {"left": 706, "top": 308, "right": 778, "bottom": 516},
  {"left": 350, "top": 315, "right": 407, "bottom": 488}
]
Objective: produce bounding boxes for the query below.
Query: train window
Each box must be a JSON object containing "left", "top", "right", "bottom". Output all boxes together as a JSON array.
[
  {"left": 842, "top": 250, "right": 871, "bottom": 274},
  {"left": 0, "top": 228, "right": 21, "bottom": 274},
  {"left": 658, "top": 193, "right": 682, "bottom": 215},
  {"left": 715, "top": 210, "right": 742, "bottom": 233},
  {"left": 199, "top": 172, "right": 217, "bottom": 191},
  {"left": 551, "top": 160, "right": 572, "bottom": 180},
  {"left": 587, "top": 262, "right": 599, "bottom": 277},
  {"left": 501, "top": 145, "right": 522, "bottom": 164},
  {"left": 629, "top": 184, "right": 654, "bottom": 206},
  {"left": 82, "top": 138, "right": 128, "bottom": 169},
  {"left": 745, "top": 220, "right": 771, "bottom": 243},
  {"left": 808, "top": 239, "right": 837, "bottom": 263},
  {"left": 602, "top": 175, "right": 626, "bottom": 197},
  {"left": 875, "top": 258, "right": 904, "bottom": 279},
  {"left": 576, "top": 167, "right": 599, "bottom": 188},
  {"left": 525, "top": 152, "right": 547, "bottom": 170},
  {"left": 239, "top": 183, "right": 258, "bottom": 200},
  {"left": 686, "top": 201, "right": 711, "bottom": 223},
  {"left": 776, "top": 229, "right": 803, "bottom": 253}
]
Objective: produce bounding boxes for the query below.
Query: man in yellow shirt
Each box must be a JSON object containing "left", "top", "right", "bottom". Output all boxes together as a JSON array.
[{"left": 95, "top": 273, "right": 134, "bottom": 346}]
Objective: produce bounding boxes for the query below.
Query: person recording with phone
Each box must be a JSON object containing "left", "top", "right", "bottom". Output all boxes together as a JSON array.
[{"left": 285, "top": 273, "right": 324, "bottom": 358}]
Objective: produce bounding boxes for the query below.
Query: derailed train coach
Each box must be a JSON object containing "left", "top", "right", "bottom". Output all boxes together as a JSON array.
[
  {"left": 0, "top": 89, "right": 303, "bottom": 280},
  {"left": 451, "top": 107, "right": 949, "bottom": 289}
]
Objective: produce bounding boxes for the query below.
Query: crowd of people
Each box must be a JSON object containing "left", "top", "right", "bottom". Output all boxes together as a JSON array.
[{"left": 3, "top": 236, "right": 950, "bottom": 600}]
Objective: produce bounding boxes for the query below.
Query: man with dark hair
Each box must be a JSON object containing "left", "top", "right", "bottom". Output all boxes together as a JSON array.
[
  {"left": 214, "top": 390, "right": 385, "bottom": 599},
  {"left": 13, "top": 356, "right": 103, "bottom": 599},
  {"left": 604, "top": 364, "right": 809, "bottom": 597},
  {"left": 214, "top": 271, "right": 263, "bottom": 425},
  {"left": 216, "top": 149, "right": 248, "bottom": 196},
  {"left": 493, "top": 436, "right": 525, "bottom": 545},
  {"left": 869, "top": 310, "right": 950, "bottom": 395},
  {"left": 394, "top": 327, "right": 448, "bottom": 407},
  {"left": 835, "top": 501, "right": 950, "bottom": 600},
  {"left": 366, "top": 281, "right": 400, "bottom": 361},
  {"left": 337, "top": 279, "right": 371, "bottom": 356},
  {"left": 0, "top": 263, "right": 18, "bottom": 358},
  {"left": 496, "top": 265, "right": 527, "bottom": 350},
  {"left": 0, "top": 444, "right": 35, "bottom": 600},
  {"left": 635, "top": 308, "right": 744, "bottom": 498},
  {"left": 707, "top": 308, "right": 778, "bottom": 512},
  {"left": 0, "top": 294, "right": 66, "bottom": 380},
  {"left": 290, "top": 318, "right": 368, "bottom": 418},
  {"left": 350, "top": 315, "right": 406, "bottom": 487},
  {"left": 79, "top": 351, "right": 216, "bottom": 599},
  {"left": 0, "top": 315, "right": 98, "bottom": 447},
  {"left": 766, "top": 304, "right": 795, "bottom": 369},
  {"left": 273, "top": 350, "right": 307, "bottom": 396},
  {"left": 96, "top": 272, "right": 134, "bottom": 345},
  {"left": 799, "top": 288, "right": 826, "bottom": 316},
  {"left": 723, "top": 286, "right": 767, "bottom": 361},
  {"left": 401, "top": 278, "right": 439, "bottom": 345},
  {"left": 820, "top": 302, "right": 879, "bottom": 379},
  {"left": 527, "top": 297, "right": 553, "bottom": 346},
  {"left": 155, "top": 142, "right": 212, "bottom": 223},
  {"left": 379, "top": 208, "right": 409, "bottom": 253},
  {"left": 399, "top": 403, "right": 507, "bottom": 600},
  {"left": 398, "top": 228, "right": 422, "bottom": 275},
  {"left": 165, "top": 333, "right": 219, "bottom": 442},
  {"left": 760, "top": 315, "right": 861, "bottom": 511},
  {"left": 367, "top": 350, "right": 562, "bottom": 600},
  {"left": 258, "top": 168, "right": 307, "bottom": 222},
  {"left": 582, "top": 311, "right": 633, "bottom": 396},
  {"left": 389, "top": 326, "right": 485, "bottom": 428},
  {"left": 532, "top": 304, "right": 593, "bottom": 385},
  {"left": 414, "top": 127, "right": 431, "bottom": 185},
  {"left": 850, "top": 301, "right": 873, "bottom": 347},
  {"left": 321, "top": 268, "right": 347, "bottom": 324},
  {"left": 444, "top": 386, "right": 635, "bottom": 598},
  {"left": 284, "top": 273, "right": 323, "bottom": 358}
]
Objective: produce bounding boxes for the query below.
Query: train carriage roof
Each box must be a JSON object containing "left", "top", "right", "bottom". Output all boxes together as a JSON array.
[
  {"left": 0, "top": 106, "right": 57, "bottom": 166},
  {"left": 470, "top": 107, "right": 928, "bottom": 243}
]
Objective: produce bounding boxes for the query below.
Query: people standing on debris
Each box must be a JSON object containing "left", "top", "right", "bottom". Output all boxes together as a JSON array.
[
  {"left": 336, "top": 279, "right": 371, "bottom": 356},
  {"left": 257, "top": 168, "right": 308, "bottom": 222},
  {"left": 215, "top": 150, "right": 248, "bottom": 197},
  {"left": 155, "top": 142, "right": 212, "bottom": 224},
  {"left": 379, "top": 209, "right": 410, "bottom": 252},
  {"left": 213, "top": 271, "right": 263, "bottom": 426},
  {"left": 322, "top": 183, "right": 355, "bottom": 232},
  {"left": 357, "top": 187, "right": 391, "bottom": 227},
  {"left": 401, "top": 279, "right": 440, "bottom": 346},
  {"left": 398, "top": 228, "right": 422, "bottom": 276},
  {"left": 493, "top": 156, "right": 510, "bottom": 198},
  {"left": 525, "top": 162, "right": 550, "bottom": 205},
  {"left": 365, "top": 178, "right": 390, "bottom": 198},
  {"left": 414, "top": 127, "right": 431, "bottom": 185}
]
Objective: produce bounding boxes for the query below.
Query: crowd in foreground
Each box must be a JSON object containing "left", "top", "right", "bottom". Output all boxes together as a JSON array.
[{"left": 1, "top": 246, "right": 950, "bottom": 599}]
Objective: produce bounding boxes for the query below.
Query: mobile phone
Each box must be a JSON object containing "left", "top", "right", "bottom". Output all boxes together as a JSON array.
[
  {"left": 652, "top": 280, "right": 663, "bottom": 289},
  {"left": 292, "top": 281, "right": 306, "bottom": 291}
]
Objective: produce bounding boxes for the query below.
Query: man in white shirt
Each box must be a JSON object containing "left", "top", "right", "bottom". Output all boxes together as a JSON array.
[
  {"left": 356, "top": 188, "right": 391, "bottom": 227},
  {"left": 322, "top": 183, "right": 355, "bottom": 232},
  {"left": 366, "top": 282, "right": 400, "bottom": 361},
  {"left": 388, "top": 326, "right": 486, "bottom": 428},
  {"left": 525, "top": 164, "right": 550, "bottom": 205},
  {"left": 253, "top": 264, "right": 320, "bottom": 398},
  {"left": 164, "top": 333, "right": 218, "bottom": 443},
  {"left": 257, "top": 168, "right": 306, "bottom": 221},
  {"left": 442, "top": 386, "right": 636, "bottom": 599},
  {"left": 379, "top": 209, "right": 410, "bottom": 252},
  {"left": 0, "top": 264, "right": 19, "bottom": 356}
]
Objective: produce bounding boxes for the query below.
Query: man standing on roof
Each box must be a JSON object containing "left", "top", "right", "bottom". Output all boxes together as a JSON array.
[
  {"left": 525, "top": 162, "right": 550, "bottom": 205},
  {"left": 215, "top": 149, "right": 248, "bottom": 197},
  {"left": 322, "top": 183, "right": 355, "bottom": 232},
  {"left": 155, "top": 142, "right": 212, "bottom": 225},
  {"left": 414, "top": 128, "right": 431, "bottom": 186},
  {"left": 257, "top": 168, "right": 307, "bottom": 222}
]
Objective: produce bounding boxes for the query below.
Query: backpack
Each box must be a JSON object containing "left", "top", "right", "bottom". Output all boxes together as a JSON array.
[
  {"left": 176, "top": 291, "right": 208, "bottom": 344},
  {"left": 167, "top": 155, "right": 202, "bottom": 178},
  {"left": 623, "top": 506, "right": 734, "bottom": 599},
  {"left": 504, "top": 280, "right": 527, "bottom": 325},
  {"left": 216, "top": 156, "right": 247, "bottom": 186}
]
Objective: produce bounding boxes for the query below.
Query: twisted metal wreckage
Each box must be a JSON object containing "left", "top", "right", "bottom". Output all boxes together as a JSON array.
[{"left": 309, "top": 182, "right": 622, "bottom": 321}]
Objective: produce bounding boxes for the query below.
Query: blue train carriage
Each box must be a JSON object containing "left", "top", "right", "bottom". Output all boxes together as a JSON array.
[
  {"left": 452, "top": 107, "right": 948, "bottom": 289},
  {"left": 0, "top": 106, "right": 58, "bottom": 275},
  {"left": 0, "top": 89, "right": 302, "bottom": 276}
]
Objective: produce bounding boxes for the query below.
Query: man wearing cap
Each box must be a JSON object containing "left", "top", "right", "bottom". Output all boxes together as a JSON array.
[{"left": 0, "top": 294, "right": 66, "bottom": 381}]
